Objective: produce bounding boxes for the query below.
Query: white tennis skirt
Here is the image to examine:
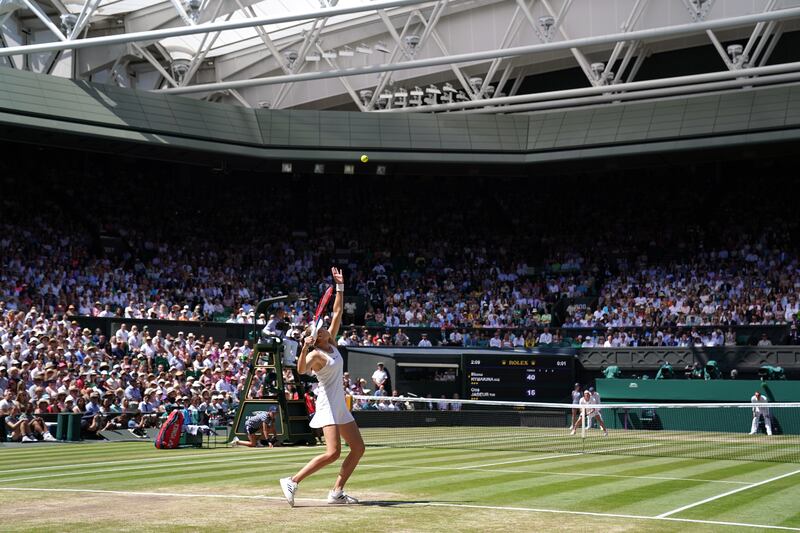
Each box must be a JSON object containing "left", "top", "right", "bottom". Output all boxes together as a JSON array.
[{"left": 310, "top": 399, "right": 355, "bottom": 428}]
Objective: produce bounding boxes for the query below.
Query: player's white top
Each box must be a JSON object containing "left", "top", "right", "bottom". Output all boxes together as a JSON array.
[
  {"left": 579, "top": 396, "right": 597, "bottom": 416},
  {"left": 309, "top": 344, "right": 355, "bottom": 428},
  {"left": 751, "top": 394, "right": 770, "bottom": 415}
]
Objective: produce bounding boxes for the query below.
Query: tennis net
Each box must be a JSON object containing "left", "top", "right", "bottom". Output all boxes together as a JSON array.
[{"left": 350, "top": 395, "right": 800, "bottom": 463}]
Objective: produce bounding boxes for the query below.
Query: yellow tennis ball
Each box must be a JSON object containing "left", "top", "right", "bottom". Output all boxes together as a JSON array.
[{"left": 360, "top": 154, "right": 369, "bottom": 163}]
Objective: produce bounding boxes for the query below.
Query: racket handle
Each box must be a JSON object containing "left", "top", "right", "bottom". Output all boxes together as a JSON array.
[{"left": 336, "top": 283, "right": 345, "bottom": 292}]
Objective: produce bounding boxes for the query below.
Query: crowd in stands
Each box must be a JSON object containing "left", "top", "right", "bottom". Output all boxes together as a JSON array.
[
  {"left": 0, "top": 307, "right": 245, "bottom": 442},
  {"left": 3, "top": 159, "right": 800, "bottom": 342}
]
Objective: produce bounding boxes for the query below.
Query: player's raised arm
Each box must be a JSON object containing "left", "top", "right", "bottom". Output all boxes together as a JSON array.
[
  {"left": 297, "top": 335, "right": 314, "bottom": 374},
  {"left": 328, "top": 267, "right": 344, "bottom": 338}
]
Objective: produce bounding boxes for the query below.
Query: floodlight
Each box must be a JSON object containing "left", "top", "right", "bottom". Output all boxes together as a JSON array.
[
  {"left": 359, "top": 89, "right": 373, "bottom": 105},
  {"left": 284, "top": 49, "right": 299, "bottom": 66},
  {"left": 404, "top": 35, "right": 420, "bottom": 50},
  {"left": 727, "top": 44, "right": 744, "bottom": 63},
  {"left": 60, "top": 14, "right": 77, "bottom": 34}
]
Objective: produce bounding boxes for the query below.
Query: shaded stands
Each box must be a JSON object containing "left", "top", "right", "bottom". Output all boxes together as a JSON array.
[
  {"left": 597, "top": 378, "right": 800, "bottom": 402},
  {"left": 578, "top": 347, "right": 800, "bottom": 378}
]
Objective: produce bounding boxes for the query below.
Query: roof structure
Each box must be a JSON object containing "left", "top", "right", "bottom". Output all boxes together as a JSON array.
[{"left": 2, "top": 0, "right": 800, "bottom": 113}]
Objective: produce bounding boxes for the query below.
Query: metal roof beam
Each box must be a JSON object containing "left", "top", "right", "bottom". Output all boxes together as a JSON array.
[
  {"left": 151, "top": 6, "right": 800, "bottom": 96},
  {"left": 0, "top": 0, "right": 444, "bottom": 56},
  {"left": 459, "top": 71, "right": 800, "bottom": 115},
  {"left": 20, "top": 0, "right": 67, "bottom": 41},
  {"left": 378, "top": 59, "right": 800, "bottom": 113}
]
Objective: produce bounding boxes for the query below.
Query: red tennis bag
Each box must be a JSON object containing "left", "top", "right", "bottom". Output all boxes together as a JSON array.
[{"left": 155, "top": 410, "right": 184, "bottom": 449}]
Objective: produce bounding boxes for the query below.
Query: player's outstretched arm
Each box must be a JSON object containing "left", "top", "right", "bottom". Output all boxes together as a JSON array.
[
  {"left": 328, "top": 267, "right": 344, "bottom": 338},
  {"left": 297, "top": 336, "right": 314, "bottom": 375}
]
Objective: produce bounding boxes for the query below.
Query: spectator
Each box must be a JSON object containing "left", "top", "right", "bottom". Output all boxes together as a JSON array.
[
  {"left": 368, "top": 363, "right": 387, "bottom": 391},
  {"left": 437, "top": 395, "right": 449, "bottom": 411}
]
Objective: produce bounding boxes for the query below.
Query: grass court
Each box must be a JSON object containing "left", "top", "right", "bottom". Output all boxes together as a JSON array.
[{"left": 2, "top": 435, "right": 799, "bottom": 532}]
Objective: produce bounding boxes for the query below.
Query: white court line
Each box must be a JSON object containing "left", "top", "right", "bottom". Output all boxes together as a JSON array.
[
  {"left": 657, "top": 468, "right": 800, "bottom": 518},
  {"left": 1, "top": 487, "right": 797, "bottom": 531},
  {"left": 424, "top": 502, "right": 800, "bottom": 531}
]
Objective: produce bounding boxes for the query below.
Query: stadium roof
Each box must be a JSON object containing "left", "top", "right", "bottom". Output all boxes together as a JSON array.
[
  {"left": 158, "top": 0, "right": 374, "bottom": 59},
  {"left": 2, "top": 0, "right": 800, "bottom": 112}
]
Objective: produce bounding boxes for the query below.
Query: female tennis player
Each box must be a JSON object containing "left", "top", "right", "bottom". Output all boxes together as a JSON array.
[{"left": 279, "top": 267, "right": 365, "bottom": 507}]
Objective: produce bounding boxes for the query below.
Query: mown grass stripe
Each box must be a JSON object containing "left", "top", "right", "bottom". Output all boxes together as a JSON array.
[
  {"left": 483, "top": 469, "right": 646, "bottom": 509},
  {"left": 1, "top": 444, "right": 464, "bottom": 475},
  {"left": 1, "top": 447, "right": 480, "bottom": 491},
  {"left": 589, "top": 478, "right": 709, "bottom": 512},
  {"left": 2, "top": 443, "right": 546, "bottom": 471},
  {"left": 674, "top": 468, "right": 800, "bottom": 521},
  {"left": 658, "top": 468, "right": 800, "bottom": 518},
  {"left": 779, "top": 508, "right": 800, "bottom": 529}
]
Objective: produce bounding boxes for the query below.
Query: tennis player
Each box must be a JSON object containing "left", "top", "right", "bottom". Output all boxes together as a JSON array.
[
  {"left": 749, "top": 391, "right": 773, "bottom": 436},
  {"left": 570, "top": 390, "right": 608, "bottom": 436},
  {"left": 280, "top": 267, "right": 365, "bottom": 507},
  {"left": 570, "top": 383, "right": 581, "bottom": 428}
]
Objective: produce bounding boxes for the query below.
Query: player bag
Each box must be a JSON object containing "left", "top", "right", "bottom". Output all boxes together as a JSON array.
[{"left": 154, "top": 410, "right": 184, "bottom": 449}]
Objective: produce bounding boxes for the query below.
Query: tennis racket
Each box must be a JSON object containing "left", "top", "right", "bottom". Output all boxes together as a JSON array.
[{"left": 310, "top": 286, "right": 334, "bottom": 340}]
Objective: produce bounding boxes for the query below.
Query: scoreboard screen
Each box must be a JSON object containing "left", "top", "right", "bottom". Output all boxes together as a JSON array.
[{"left": 464, "top": 354, "right": 575, "bottom": 402}]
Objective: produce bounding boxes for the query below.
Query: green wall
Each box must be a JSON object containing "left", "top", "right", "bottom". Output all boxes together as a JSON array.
[
  {"left": 596, "top": 378, "right": 800, "bottom": 402},
  {"left": 596, "top": 379, "right": 800, "bottom": 435}
]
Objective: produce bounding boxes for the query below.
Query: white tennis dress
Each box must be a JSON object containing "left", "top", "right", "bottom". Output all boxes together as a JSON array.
[{"left": 309, "top": 344, "right": 354, "bottom": 428}]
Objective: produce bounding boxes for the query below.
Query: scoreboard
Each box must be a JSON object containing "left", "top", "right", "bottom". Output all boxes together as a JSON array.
[{"left": 464, "top": 354, "right": 575, "bottom": 402}]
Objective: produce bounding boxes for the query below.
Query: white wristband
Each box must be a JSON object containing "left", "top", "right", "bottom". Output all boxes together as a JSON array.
[{"left": 336, "top": 283, "right": 345, "bottom": 292}]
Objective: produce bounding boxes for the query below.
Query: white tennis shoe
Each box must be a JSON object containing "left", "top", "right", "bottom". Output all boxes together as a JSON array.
[
  {"left": 569, "top": 428, "right": 576, "bottom": 435},
  {"left": 230, "top": 436, "right": 240, "bottom": 447},
  {"left": 327, "top": 490, "right": 358, "bottom": 504},
  {"left": 280, "top": 477, "right": 298, "bottom": 507}
]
